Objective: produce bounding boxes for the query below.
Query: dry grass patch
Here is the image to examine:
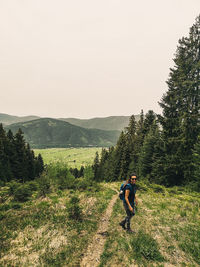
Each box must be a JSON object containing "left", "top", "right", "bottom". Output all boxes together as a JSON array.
[{"left": 0, "top": 225, "right": 69, "bottom": 267}]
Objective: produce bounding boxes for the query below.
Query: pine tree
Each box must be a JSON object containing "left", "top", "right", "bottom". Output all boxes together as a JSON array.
[
  {"left": 158, "top": 15, "right": 200, "bottom": 185},
  {"left": 143, "top": 110, "right": 157, "bottom": 135},
  {"left": 0, "top": 124, "right": 12, "bottom": 182},
  {"left": 138, "top": 123, "right": 160, "bottom": 180},
  {"left": 25, "top": 144, "right": 35, "bottom": 180},
  {"left": 35, "top": 153, "right": 44, "bottom": 177},
  {"left": 192, "top": 136, "right": 200, "bottom": 191},
  {"left": 13, "top": 129, "right": 28, "bottom": 182},
  {"left": 93, "top": 151, "right": 100, "bottom": 180}
]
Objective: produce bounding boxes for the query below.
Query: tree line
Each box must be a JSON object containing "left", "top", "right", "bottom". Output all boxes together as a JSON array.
[
  {"left": 93, "top": 15, "right": 200, "bottom": 189},
  {"left": 0, "top": 124, "right": 44, "bottom": 184}
]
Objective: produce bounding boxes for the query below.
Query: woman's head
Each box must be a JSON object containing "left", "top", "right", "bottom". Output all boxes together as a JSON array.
[{"left": 129, "top": 173, "right": 137, "bottom": 184}]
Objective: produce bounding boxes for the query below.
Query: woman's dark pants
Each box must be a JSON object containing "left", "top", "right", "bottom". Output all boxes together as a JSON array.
[{"left": 120, "top": 202, "right": 135, "bottom": 230}]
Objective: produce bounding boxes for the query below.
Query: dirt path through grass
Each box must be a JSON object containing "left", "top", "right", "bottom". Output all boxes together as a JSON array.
[{"left": 80, "top": 193, "right": 118, "bottom": 267}]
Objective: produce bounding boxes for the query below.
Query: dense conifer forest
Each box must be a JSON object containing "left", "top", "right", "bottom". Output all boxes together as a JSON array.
[
  {"left": 93, "top": 15, "right": 200, "bottom": 190},
  {"left": 0, "top": 124, "right": 44, "bottom": 184}
]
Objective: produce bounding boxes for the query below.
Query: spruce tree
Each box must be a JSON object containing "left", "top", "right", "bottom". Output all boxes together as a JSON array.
[
  {"left": 158, "top": 15, "right": 200, "bottom": 185},
  {"left": 93, "top": 151, "right": 100, "bottom": 180},
  {"left": 192, "top": 136, "right": 200, "bottom": 191},
  {"left": 138, "top": 123, "right": 160, "bottom": 180},
  {"left": 13, "top": 129, "right": 28, "bottom": 182},
  {"left": 35, "top": 153, "right": 44, "bottom": 177},
  {"left": 0, "top": 124, "right": 12, "bottom": 182}
]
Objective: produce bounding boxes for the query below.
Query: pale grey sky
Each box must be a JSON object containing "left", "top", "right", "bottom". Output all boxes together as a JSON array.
[{"left": 0, "top": 0, "right": 199, "bottom": 118}]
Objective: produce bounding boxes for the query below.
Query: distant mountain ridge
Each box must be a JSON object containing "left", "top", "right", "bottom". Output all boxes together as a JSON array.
[
  {"left": 0, "top": 113, "right": 39, "bottom": 125},
  {"left": 0, "top": 113, "right": 139, "bottom": 131},
  {"left": 5, "top": 118, "right": 120, "bottom": 148},
  {"left": 60, "top": 115, "right": 140, "bottom": 131}
]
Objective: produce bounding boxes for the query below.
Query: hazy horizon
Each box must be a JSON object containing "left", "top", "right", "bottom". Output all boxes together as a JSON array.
[
  {"left": 1, "top": 0, "right": 200, "bottom": 119},
  {"left": 0, "top": 111, "right": 138, "bottom": 120}
]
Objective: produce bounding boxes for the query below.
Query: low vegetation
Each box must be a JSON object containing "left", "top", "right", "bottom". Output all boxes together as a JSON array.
[
  {"left": 0, "top": 177, "right": 199, "bottom": 267},
  {"left": 0, "top": 163, "right": 116, "bottom": 266},
  {"left": 99, "top": 181, "right": 200, "bottom": 266}
]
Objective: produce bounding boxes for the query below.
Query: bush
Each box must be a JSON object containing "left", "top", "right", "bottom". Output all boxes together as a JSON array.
[
  {"left": 47, "top": 162, "right": 76, "bottom": 190},
  {"left": 0, "top": 203, "right": 12, "bottom": 212},
  {"left": 83, "top": 166, "right": 94, "bottom": 180},
  {"left": 7, "top": 180, "right": 21, "bottom": 196},
  {"left": 27, "top": 181, "right": 38, "bottom": 192},
  {"left": 136, "top": 181, "right": 148, "bottom": 192},
  {"left": 75, "top": 178, "right": 89, "bottom": 190},
  {"left": 0, "top": 211, "right": 5, "bottom": 221},
  {"left": 151, "top": 184, "right": 166, "bottom": 194},
  {"left": 13, "top": 184, "right": 32, "bottom": 202},
  {"left": 11, "top": 202, "right": 22, "bottom": 210},
  {"left": 0, "top": 187, "right": 9, "bottom": 203},
  {"left": 37, "top": 174, "right": 51, "bottom": 197},
  {"left": 66, "top": 196, "right": 82, "bottom": 221},
  {"left": 57, "top": 170, "right": 76, "bottom": 190}
]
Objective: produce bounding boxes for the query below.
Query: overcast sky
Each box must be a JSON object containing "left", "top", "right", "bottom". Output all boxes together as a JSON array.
[{"left": 0, "top": 0, "right": 199, "bottom": 119}]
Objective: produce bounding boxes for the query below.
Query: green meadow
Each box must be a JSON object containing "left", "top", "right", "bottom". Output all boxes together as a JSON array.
[
  {"left": 1, "top": 178, "right": 199, "bottom": 266},
  {"left": 34, "top": 147, "right": 103, "bottom": 168}
]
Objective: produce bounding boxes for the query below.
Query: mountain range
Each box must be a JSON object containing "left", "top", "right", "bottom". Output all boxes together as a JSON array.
[{"left": 1, "top": 113, "right": 139, "bottom": 148}]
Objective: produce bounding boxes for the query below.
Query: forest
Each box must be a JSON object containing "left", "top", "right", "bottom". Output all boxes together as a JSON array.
[{"left": 93, "top": 15, "right": 200, "bottom": 190}]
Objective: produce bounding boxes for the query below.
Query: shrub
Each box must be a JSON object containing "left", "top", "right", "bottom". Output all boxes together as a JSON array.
[
  {"left": 57, "top": 170, "right": 76, "bottom": 190},
  {"left": 151, "top": 184, "right": 166, "bottom": 194},
  {"left": 27, "top": 181, "right": 38, "bottom": 192},
  {"left": 0, "top": 187, "right": 9, "bottom": 203},
  {"left": 75, "top": 178, "right": 89, "bottom": 190},
  {"left": 168, "top": 188, "right": 177, "bottom": 194},
  {"left": 136, "top": 181, "right": 148, "bottom": 192},
  {"left": 66, "top": 196, "right": 82, "bottom": 221},
  {"left": 13, "top": 184, "right": 32, "bottom": 202},
  {"left": 37, "top": 174, "right": 51, "bottom": 197},
  {"left": 11, "top": 202, "right": 22, "bottom": 210},
  {"left": 7, "top": 180, "right": 21, "bottom": 196},
  {"left": 0, "top": 211, "right": 5, "bottom": 221},
  {"left": 0, "top": 203, "right": 12, "bottom": 212},
  {"left": 83, "top": 166, "right": 94, "bottom": 180}
]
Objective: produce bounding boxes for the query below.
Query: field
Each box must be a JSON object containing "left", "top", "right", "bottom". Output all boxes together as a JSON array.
[
  {"left": 0, "top": 179, "right": 199, "bottom": 266},
  {"left": 99, "top": 183, "right": 200, "bottom": 266},
  {"left": 34, "top": 147, "right": 103, "bottom": 168}
]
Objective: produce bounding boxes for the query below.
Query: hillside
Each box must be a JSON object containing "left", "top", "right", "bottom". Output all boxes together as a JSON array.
[
  {"left": 0, "top": 113, "right": 39, "bottom": 125},
  {"left": 0, "top": 179, "right": 199, "bottom": 266},
  {"left": 5, "top": 118, "right": 120, "bottom": 148},
  {"left": 60, "top": 115, "right": 140, "bottom": 131}
]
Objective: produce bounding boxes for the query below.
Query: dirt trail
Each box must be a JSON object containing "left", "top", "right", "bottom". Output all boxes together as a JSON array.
[{"left": 80, "top": 193, "right": 118, "bottom": 267}]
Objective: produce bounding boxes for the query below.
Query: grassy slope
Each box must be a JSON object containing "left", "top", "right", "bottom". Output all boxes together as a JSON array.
[
  {"left": 0, "top": 182, "right": 199, "bottom": 267},
  {"left": 34, "top": 147, "right": 103, "bottom": 168},
  {"left": 99, "top": 183, "right": 200, "bottom": 267},
  {"left": 0, "top": 183, "right": 116, "bottom": 267}
]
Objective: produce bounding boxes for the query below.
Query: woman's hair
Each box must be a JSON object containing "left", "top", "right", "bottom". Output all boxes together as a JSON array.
[{"left": 122, "top": 173, "right": 137, "bottom": 187}]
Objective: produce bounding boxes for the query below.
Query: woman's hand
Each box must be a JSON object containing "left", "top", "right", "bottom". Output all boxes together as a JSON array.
[{"left": 129, "top": 207, "right": 134, "bottom": 213}]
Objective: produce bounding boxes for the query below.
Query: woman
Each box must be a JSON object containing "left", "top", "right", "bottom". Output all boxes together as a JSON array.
[{"left": 119, "top": 173, "right": 138, "bottom": 233}]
